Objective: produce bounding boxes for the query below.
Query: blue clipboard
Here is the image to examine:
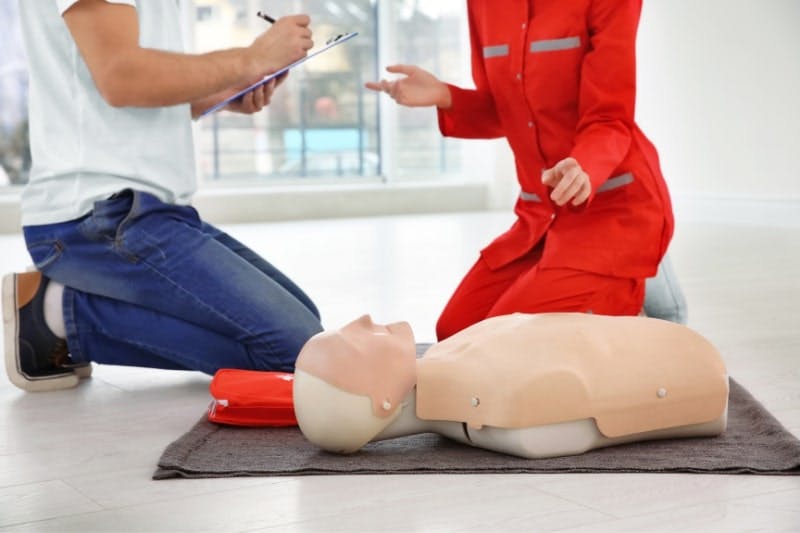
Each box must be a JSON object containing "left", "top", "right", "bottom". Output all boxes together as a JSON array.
[{"left": 199, "top": 31, "right": 358, "bottom": 118}]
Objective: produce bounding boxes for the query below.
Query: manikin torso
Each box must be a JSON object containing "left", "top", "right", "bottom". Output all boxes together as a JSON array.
[{"left": 293, "top": 313, "right": 729, "bottom": 459}]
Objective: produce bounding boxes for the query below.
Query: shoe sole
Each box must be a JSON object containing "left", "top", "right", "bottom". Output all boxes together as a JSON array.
[
  {"left": 74, "top": 363, "right": 93, "bottom": 378},
  {"left": 3, "top": 273, "right": 80, "bottom": 392}
]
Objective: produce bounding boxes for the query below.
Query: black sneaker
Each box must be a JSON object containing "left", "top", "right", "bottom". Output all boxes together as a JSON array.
[{"left": 2, "top": 271, "right": 85, "bottom": 391}]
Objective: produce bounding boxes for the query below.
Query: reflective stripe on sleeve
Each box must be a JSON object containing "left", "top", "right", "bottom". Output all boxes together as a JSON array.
[{"left": 597, "top": 172, "right": 634, "bottom": 193}]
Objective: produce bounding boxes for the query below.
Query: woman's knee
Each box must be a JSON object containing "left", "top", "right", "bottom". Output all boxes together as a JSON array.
[
  {"left": 644, "top": 254, "right": 688, "bottom": 324},
  {"left": 435, "top": 315, "right": 456, "bottom": 342},
  {"left": 436, "top": 306, "right": 478, "bottom": 341}
]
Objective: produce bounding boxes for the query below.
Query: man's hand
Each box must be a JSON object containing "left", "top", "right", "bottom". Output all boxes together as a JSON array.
[
  {"left": 245, "top": 15, "right": 313, "bottom": 82},
  {"left": 365, "top": 65, "right": 452, "bottom": 109},
  {"left": 191, "top": 72, "right": 288, "bottom": 118},
  {"left": 541, "top": 157, "right": 592, "bottom": 207},
  {"left": 223, "top": 79, "right": 275, "bottom": 114},
  {"left": 225, "top": 72, "right": 288, "bottom": 115}
]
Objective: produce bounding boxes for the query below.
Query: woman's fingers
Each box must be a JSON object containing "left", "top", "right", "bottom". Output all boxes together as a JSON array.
[
  {"left": 572, "top": 181, "right": 592, "bottom": 206},
  {"left": 542, "top": 158, "right": 592, "bottom": 206},
  {"left": 385, "top": 64, "right": 417, "bottom": 76},
  {"left": 550, "top": 169, "right": 581, "bottom": 206}
]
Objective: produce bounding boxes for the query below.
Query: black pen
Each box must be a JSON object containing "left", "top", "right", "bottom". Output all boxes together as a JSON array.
[{"left": 257, "top": 11, "right": 275, "bottom": 24}]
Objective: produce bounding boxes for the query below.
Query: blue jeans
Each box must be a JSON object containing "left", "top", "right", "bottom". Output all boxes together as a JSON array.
[
  {"left": 644, "top": 252, "right": 688, "bottom": 325},
  {"left": 23, "top": 190, "right": 323, "bottom": 374}
]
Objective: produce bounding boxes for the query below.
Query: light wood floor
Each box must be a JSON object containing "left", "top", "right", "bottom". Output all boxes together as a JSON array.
[{"left": 1, "top": 211, "right": 798, "bottom": 532}]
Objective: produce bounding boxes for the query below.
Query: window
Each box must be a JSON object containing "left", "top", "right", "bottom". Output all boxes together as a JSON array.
[
  {"left": 0, "top": 1, "right": 471, "bottom": 188},
  {"left": 0, "top": 1, "right": 29, "bottom": 186},
  {"left": 193, "top": 0, "right": 381, "bottom": 181},
  {"left": 191, "top": 1, "right": 471, "bottom": 184},
  {"left": 387, "top": 3, "right": 468, "bottom": 180}
]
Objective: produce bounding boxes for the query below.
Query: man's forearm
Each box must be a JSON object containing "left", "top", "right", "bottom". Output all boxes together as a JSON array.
[
  {"left": 96, "top": 47, "right": 254, "bottom": 108},
  {"left": 62, "top": 0, "right": 257, "bottom": 109},
  {"left": 62, "top": 1, "right": 311, "bottom": 112}
]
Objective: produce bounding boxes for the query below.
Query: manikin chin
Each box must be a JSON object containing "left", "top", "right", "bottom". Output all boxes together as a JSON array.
[{"left": 293, "top": 313, "right": 729, "bottom": 459}]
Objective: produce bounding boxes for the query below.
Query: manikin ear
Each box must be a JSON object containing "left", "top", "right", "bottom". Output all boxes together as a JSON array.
[{"left": 293, "top": 369, "right": 401, "bottom": 454}]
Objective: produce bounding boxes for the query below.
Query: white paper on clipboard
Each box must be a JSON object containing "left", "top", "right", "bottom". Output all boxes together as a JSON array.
[{"left": 199, "top": 31, "right": 358, "bottom": 118}]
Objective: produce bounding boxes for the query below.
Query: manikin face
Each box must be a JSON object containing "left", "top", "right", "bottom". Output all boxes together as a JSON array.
[
  {"left": 338, "top": 314, "right": 413, "bottom": 354},
  {"left": 295, "top": 315, "right": 417, "bottom": 416},
  {"left": 293, "top": 315, "right": 418, "bottom": 453}
]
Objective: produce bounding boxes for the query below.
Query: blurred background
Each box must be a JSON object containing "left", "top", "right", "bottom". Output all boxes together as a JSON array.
[{"left": 1, "top": 0, "right": 798, "bottom": 229}]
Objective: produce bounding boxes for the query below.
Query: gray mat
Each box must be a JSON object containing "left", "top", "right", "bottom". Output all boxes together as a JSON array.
[{"left": 154, "top": 378, "right": 800, "bottom": 479}]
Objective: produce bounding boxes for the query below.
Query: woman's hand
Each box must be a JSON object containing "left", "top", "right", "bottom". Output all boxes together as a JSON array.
[
  {"left": 542, "top": 157, "right": 592, "bottom": 207},
  {"left": 365, "top": 65, "right": 452, "bottom": 109}
]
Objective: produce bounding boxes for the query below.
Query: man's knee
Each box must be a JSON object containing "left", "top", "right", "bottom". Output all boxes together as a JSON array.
[{"left": 251, "top": 315, "right": 323, "bottom": 372}]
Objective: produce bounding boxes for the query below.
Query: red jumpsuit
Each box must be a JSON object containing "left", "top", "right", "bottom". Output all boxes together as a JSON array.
[{"left": 436, "top": 0, "right": 673, "bottom": 340}]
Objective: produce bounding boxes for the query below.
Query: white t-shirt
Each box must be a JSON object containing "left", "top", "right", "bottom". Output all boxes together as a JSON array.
[{"left": 18, "top": 0, "right": 196, "bottom": 226}]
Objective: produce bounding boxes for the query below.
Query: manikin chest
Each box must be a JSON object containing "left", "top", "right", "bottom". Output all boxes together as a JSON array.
[{"left": 416, "top": 313, "right": 729, "bottom": 438}]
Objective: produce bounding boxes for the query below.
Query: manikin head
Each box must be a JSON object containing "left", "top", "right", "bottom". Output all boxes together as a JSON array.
[{"left": 293, "top": 315, "right": 417, "bottom": 454}]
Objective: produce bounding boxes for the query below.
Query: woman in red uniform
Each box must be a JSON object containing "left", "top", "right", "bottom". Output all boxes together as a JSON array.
[{"left": 367, "top": 0, "right": 673, "bottom": 340}]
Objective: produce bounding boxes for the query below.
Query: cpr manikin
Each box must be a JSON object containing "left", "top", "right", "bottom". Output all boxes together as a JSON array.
[{"left": 293, "top": 313, "right": 729, "bottom": 459}]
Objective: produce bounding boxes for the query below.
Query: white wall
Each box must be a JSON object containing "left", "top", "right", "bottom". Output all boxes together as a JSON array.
[
  {"left": 492, "top": 0, "right": 800, "bottom": 224},
  {"left": 638, "top": 0, "right": 800, "bottom": 197}
]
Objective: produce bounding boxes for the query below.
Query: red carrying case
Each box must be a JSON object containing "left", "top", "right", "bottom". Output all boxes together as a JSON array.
[{"left": 207, "top": 369, "right": 298, "bottom": 427}]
